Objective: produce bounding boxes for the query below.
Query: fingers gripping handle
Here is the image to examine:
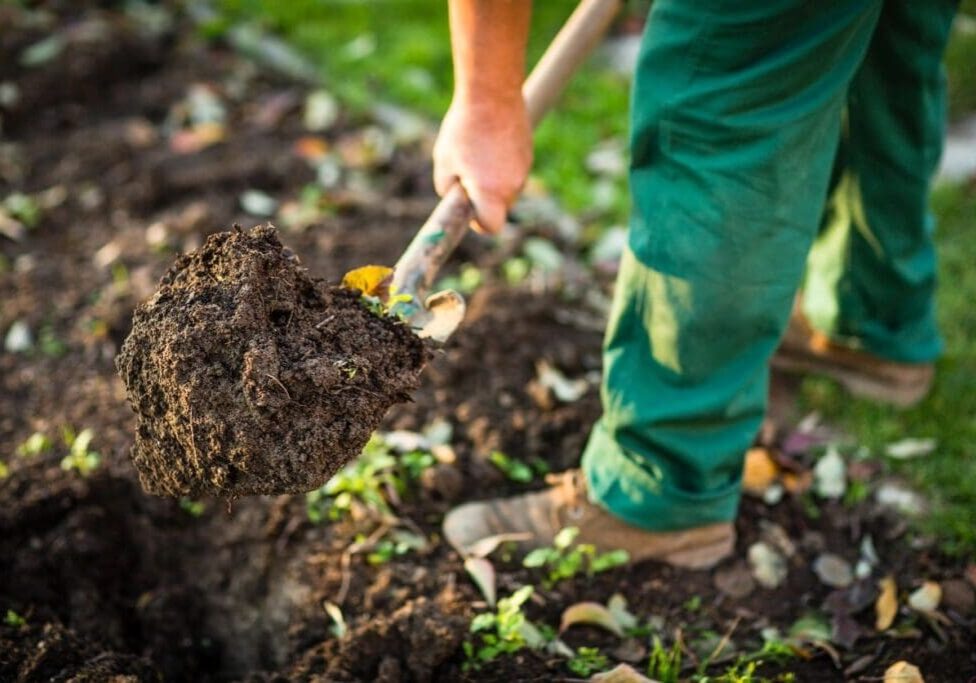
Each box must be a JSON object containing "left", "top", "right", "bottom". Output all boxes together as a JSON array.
[{"left": 391, "top": 0, "right": 621, "bottom": 303}]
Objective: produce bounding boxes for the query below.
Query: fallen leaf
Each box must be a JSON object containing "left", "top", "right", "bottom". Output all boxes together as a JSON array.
[
  {"left": 323, "top": 601, "right": 346, "bottom": 637},
  {"left": 782, "top": 469, "right": 813, "bottom": 494},
  {"left": 884, "top": 660, "right": 925, "bottom": 683},
  {"left": 4, "top": 320, "right": 32, "bottom": 353},
  {"left": 884, "top": 438, "right": 936, "bottom": 460},
  {"left": 874, "top": 576, "right": 898, "bottom": 631},
  {"left": 813, "top": 446, "right": 846, "bottom": 499},
  {"left": 907, "top": 581, "right": 941, "bottom": 613},
  {"left": 813, "top": 554, "right": 854, "bottom": 588},
  {"left": 589, "top": 663, "right": 656, "bottom": 683},
  {"left": 535, "top": 360, "right": 588, "bottom": 403},
  {"left": 748, "top": 542, "right": 788, "bottom": 589},
  {"left": 293, "top": 136, "right": 330, "bottom": 162},
  {"left": 341, "top": 265, "right": 393, "bottom": 299},
  {"left": 607, "top": 594, "right": 638, "bottom": 631},
  {"left": 304, "top": 89, "right": 340, "bottom": 131},
  {"left": 560, "top": 602, "right": 624, "bottom": 637},
  {"left": 464, "top": 557, "right": 496, "bottom": 607},
  {"left": 169, "top": 122, "right": 225, "bottom": 154},
  {"left": 742, "top": 447, "right": 779, "bottom": 496},
  {"left": 788, "top": 612, "right": 832, "bottom": 644},
  {"left": 239, "top": 190, "right": 278, "bottom": 217},
  {"left": 876, "top": 483, "right": 925, "bottom": 516},
  {"left": 20, "top": 35, "right": 65, "bottom": 67}
]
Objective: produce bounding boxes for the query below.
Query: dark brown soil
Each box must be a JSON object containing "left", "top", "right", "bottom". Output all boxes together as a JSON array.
[
  {"left": 117, "top": 225, "right": 427, "bottom": 497},
  {"left": 1, "top": 3, "right": 973, "bottom": 682}
]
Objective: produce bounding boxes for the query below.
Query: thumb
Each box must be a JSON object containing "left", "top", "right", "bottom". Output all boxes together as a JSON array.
[{"left": 464, "top": 185, "right": 508, "bottom": 235}]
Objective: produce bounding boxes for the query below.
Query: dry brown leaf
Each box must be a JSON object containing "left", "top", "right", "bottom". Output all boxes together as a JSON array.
[
  {"left": 293, "top": 136, "right": 330, "bottom": 162},
  {"left": 743, "top": 447, "right": 779, "bottom": 496},
  {"left": 875, "top": 576, "right": 898, "bottom": 631},
  {"left": 341, "top": 265, "right": 393, "bottom": 299},
  {"left": 884, "top": 660, "right": 924, "bottom": 683},
  {"left": 559, "top": 601, "right": 624, "bottom": 637},
  {"left": 782, "top": 469, "right": 813, "bottom": 494}
]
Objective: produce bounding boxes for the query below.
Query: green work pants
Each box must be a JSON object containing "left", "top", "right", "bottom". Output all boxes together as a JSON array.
[{"left": 582, "top": 0, "right": 958, "bottom": 531}]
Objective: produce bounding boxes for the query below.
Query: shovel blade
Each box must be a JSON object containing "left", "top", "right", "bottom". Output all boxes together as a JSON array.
[{"left": 416, "top": 289, "right": 465, "bottom": 342}]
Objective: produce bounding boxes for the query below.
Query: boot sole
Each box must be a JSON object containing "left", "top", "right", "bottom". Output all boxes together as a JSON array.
[
  {"left": 771, "top": 349, "right": 931, "bottom": 408},
  {"left": 662, "top": 534, "right": 736, "bottom": 570}
]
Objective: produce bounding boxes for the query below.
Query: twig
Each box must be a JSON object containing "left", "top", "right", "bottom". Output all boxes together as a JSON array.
[
  {"left": 265, "top": 373, "right": 291, "bottom": 400},
  {"left": 703, "top": 616, "right": 741, "bottom": 670},
  {"left": 335, "top": 520, "right": 394, "bottom": 605}
]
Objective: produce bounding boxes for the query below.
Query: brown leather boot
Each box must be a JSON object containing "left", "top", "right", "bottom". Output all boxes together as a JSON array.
[
  {"left": 772, "top": 309, "right": 934, "bottom": 408},
  {"left": 442, "top": 470, "right": 735, "bottom": 570}
]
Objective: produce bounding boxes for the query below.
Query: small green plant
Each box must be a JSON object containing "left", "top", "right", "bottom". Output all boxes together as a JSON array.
[
  {"left": 2, "top": 192, "right": 41, "bottom": 228},
  {"left": 464, "top": 585, "right": 546, "bottom": 669},
  {"left": 16, "top": 432, "right": 52, "bottom": 458},
  {"left": 179, "top": 498, "right": 205, "bottom": 517},
  {"left": 522, "top": 527, "right": 629, "bottom": 586},
  {"left": 59, "top": 427, "right": 100, "bottom": 476},
  {"left": 366, "top": 529, "right": 427, "bottom": 565},
  {"left": 37, "top": 324, "right": 66, "bottom": 357},
  {"left": 0, "top": 461, "right": 8, "bottom": 479},
  {"left": 5, "top": 609, "right": 26, "bottom": 627},
  {"left": 489, "top": 450, "right": 534, "bottom": 483},
  {"left": 305, "top": 435, "right": 434, "bottom": 523},
  {"left": 567, "top": 646, "right": 609, "bottom": 677},
  {"left": 647, "top": 635, "right": 682, "bottom": 683},
  {"left": 683, "top": 594, "right": 703, "bottom": 612}
]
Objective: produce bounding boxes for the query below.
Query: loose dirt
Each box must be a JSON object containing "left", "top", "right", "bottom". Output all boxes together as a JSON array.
[{"left": 117, "top": 225, "right": 428, "bottom": 497}]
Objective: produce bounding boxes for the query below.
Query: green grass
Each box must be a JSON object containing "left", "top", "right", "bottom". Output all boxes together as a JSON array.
[
  {"left": 799, "top": 182, "right": 976, "bottom": 556},
  {"left": 213, "top": 0, "right": 630, "bottom": 222}
]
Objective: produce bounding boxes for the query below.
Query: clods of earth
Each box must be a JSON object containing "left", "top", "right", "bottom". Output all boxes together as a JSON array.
[
  {"left": 117, "top": 224, "right": 427, "bottom": 497},
  {"left": 1, "top": 3, "right": 974, "bottom": 682}
]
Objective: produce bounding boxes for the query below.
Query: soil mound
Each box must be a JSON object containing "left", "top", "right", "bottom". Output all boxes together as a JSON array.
[{"left": 117, "top": 225, "right": 427, "bottom": 497}]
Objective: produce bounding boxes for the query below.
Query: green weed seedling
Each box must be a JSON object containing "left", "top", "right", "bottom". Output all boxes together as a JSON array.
[
  {"left": 464, "top": 585, "right": 547, "bottom": 670},
  {"left": 179, "top": 498, "right": 206, "bottom": 517},
  {"left": 59, "top": 427, "right": 100, "bottom": 476},
  {"left": 647, "top": 635, "right": 682, "bottom": 683},
  {"left": 567, "top": 646, "right": 609, "bottom": 677},
  {"left": 305, "top": 435, "right": 435, "bottom": 523},
  {"left": 489, "top": 450, "right": 534, "bottom": 483},
  {"left": 522, "top": 526, "right": 629, "bottom": 586},
  {"left": 16, "top": 432, "right": 52, "bottom": 458},
  {"left": 5, "top": 609, "right": 26, "bottom": 628}
]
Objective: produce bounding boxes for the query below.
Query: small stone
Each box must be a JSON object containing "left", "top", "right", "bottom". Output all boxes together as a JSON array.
[
  {"left": 748, "top": 542, "right": 788, "bottom": 589},
  {"left": 814, "top": 553, "right": 854, "bottom": 588},
  {"left": 714, "top": 562, "right": 756, "bottom": 598}
]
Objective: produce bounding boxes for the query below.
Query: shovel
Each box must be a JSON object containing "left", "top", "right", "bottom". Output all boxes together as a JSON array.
[{"left": 386, "top": 0, "right": 621, "bottom": 342}]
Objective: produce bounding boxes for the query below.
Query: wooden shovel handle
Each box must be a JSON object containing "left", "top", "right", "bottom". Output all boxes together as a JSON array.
[{"left": 391, "top": 0, "right": 622, "bottom": 300}]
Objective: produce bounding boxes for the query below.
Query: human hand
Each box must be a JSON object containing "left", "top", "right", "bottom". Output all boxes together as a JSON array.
[{"left": 433, "top": 95, "right": 532, "bottom": 234}]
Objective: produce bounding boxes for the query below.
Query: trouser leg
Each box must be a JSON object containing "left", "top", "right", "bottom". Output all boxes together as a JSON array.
[
  {"left": 804, "top": 0, "right": 958, "bottom": 363},
  {"left": 583, "top": 0, "right": 883, "bottom": 531}
]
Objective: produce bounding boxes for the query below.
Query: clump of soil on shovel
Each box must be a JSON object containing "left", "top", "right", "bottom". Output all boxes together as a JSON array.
[{"left": 117, "top": 225, "right": 428, "bottom": 498}]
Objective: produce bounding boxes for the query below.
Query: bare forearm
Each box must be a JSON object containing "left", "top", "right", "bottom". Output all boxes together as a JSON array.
[{"left": 448, "top": 0, "right": 532, "bottom": 107}]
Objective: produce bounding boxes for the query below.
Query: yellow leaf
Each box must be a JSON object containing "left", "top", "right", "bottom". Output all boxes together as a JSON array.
[
  {"left": 341, "top": 265, "right": 393, "bottom": 299},
  {"left": 884, "top": 661, "right": 924, "bottom": 683},
  {"left": 559, "top": 601, "right": 623, "bottom": 637},
  {"left": 743, "top": 447, "right": 779, "bottom": 496},
  {"left": 876, "top": 575, "right": 898, "bottom": 631}
]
